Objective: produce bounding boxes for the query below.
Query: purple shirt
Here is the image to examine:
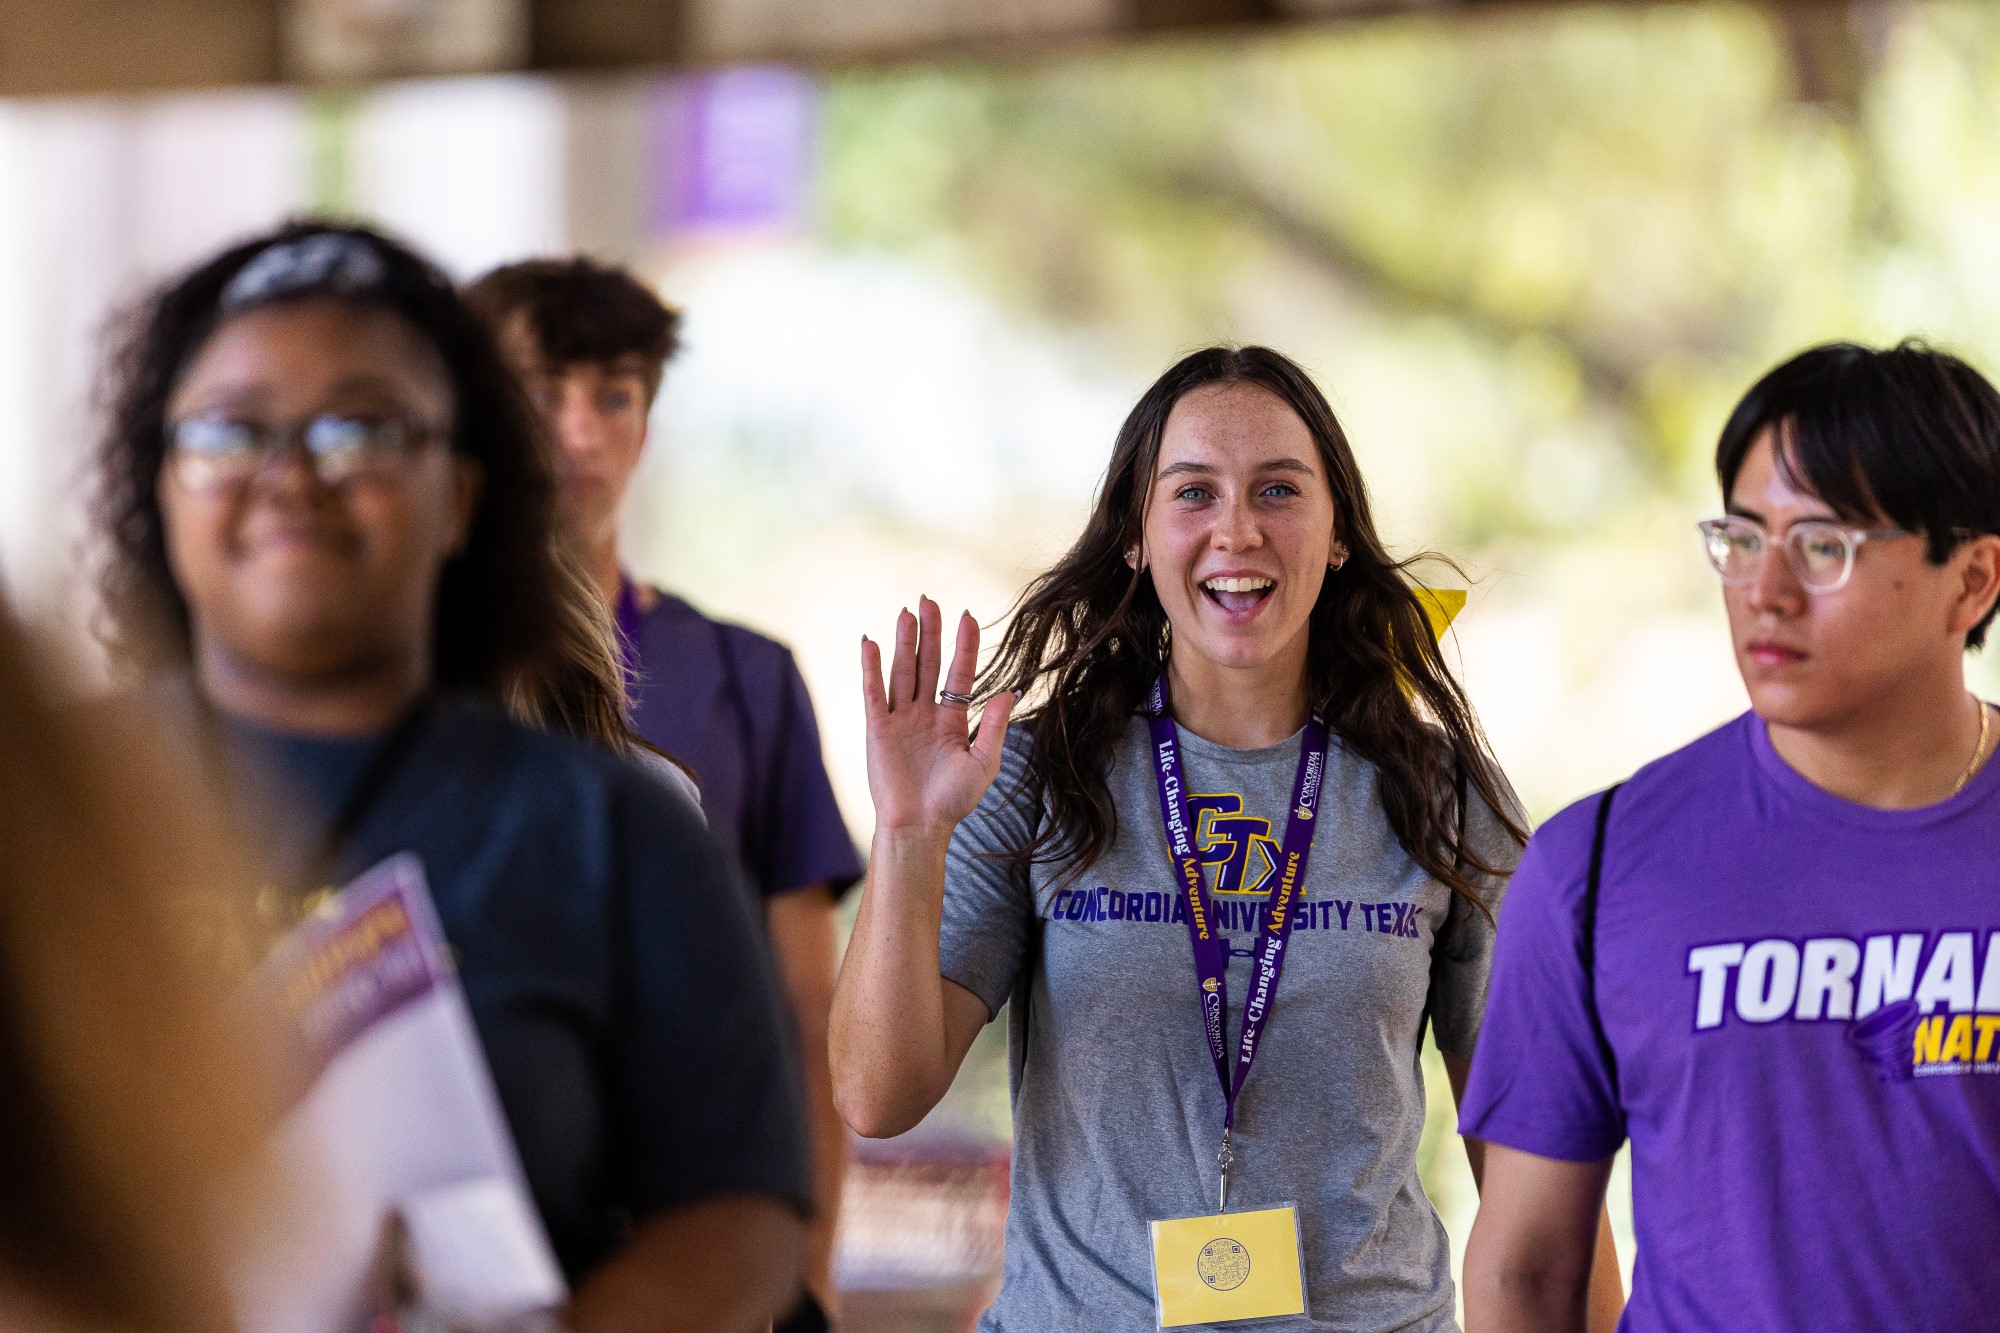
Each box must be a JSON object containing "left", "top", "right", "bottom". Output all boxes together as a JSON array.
[
  {"left": 621, "top": 582, "right": 863, "bottom": 901},
  {"left": 1460, "top": 712, "right": 2000, "bottom": 1331}
]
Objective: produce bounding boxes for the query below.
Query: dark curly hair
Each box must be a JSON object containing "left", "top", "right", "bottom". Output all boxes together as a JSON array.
[
  {"left": 978, "top": 345, "right": 1525, "bottom": 911},
  {"left": 463, "top": 255, "right": 683, "bottom": 401},
  {"left": 92, "top": 218, "right": 607, "bottom": 717}
]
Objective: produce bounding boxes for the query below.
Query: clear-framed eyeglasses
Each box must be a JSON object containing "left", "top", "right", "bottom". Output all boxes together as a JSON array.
[
  {"left": 1696, "top": 515, "right": 1919, "bottom": 595},
  {"left": 166, "top": 412, "right": 447, "bottom": 491}
]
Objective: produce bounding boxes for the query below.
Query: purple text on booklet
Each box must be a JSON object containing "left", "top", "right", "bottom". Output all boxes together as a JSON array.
[{"left": 253, "top": 853, "right": 455, "bottom": 1090}]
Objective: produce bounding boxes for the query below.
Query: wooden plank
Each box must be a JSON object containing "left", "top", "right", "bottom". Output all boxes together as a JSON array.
[
  {"left": 685, "top": 0, "right": 1120, "bottom": 64},
  {"left": 0, "top": 0, "right": 1858, "bottom": 97},
  {"left": 0, "top": 0, "right": 280, "bottom": 97},
  {"left": 530, "top": 0, "right": 690, "bottom": 70}
]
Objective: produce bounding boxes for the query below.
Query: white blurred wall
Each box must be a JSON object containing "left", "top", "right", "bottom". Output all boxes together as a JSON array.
[
  {"left": 0, "top": 78, "right": 590, "bottom": 635},
  {"left": 0, "top": 92, "right": 308, "bottom": 623}
]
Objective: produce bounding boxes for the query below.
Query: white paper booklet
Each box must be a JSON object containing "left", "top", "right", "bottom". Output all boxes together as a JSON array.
[{"left": 231, "top": 854, "right": 568, "bottom": 1333}]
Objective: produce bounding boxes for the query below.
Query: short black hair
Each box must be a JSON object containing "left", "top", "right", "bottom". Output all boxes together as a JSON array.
[
  {"left": 94, "top": 219, "right": 574, "bottom": 695},
  {"left": 464, "top": 257, "right": 682, "bottom": 400},
  {"left": 1715, "top": 339, "right": 2000, "bottom": 648}
]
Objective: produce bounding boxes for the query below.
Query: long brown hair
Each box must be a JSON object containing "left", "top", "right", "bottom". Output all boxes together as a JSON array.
[
  {"left": 503, "top": 541, "right": 637, "bottom": 752},
  {"left": 976, "top": 345, "right": 1525, "bottom": 909},
  {"left": 501, "top": 548, "right": 700, "bottom": 784},
  {"left": 0, "top": 612, "right": 275, "bottom": 1331}
]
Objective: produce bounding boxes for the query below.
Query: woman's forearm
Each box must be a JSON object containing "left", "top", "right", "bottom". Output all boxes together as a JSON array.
[{"left": 830, "top": 826, "right": 962, "bottom": 1137}]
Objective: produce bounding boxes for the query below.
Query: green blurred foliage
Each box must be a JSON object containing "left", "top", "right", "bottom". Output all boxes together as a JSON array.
[
  {"left": 819, "top": 2, "right": 2000, "bottom": 581},
  {"left": 810, "top": 5, "right": 2000, "bottom": 1263}
]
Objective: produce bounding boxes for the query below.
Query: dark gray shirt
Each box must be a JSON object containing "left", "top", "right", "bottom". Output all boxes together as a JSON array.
[
  {"left": 220, "top": 695, "right": 813, "bottom": 1282},
  {"left": 940, "top": 718, "right": 1519, "bottom": 1332}
]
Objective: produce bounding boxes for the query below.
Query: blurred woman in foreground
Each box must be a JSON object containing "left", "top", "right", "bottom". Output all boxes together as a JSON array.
[
  {"left": 0, "top": 610, "right": 271, "bottom": 1333},
  {"left": 91, "top": 219, "right": 811, "bottom": 1332}
]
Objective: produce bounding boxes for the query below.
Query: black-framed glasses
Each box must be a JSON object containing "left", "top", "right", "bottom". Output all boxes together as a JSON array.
[
  {"left": 1697, "top": 515, "right": 1918, "bottom": 594},
  {"left": 166, "top": 413, "right": 447, "bottom": 490}
]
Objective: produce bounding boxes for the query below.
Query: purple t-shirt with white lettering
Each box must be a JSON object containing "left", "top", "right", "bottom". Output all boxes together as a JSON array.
[{"left": 1460, "top": 711, "right": 2000, "bottom": 1331}]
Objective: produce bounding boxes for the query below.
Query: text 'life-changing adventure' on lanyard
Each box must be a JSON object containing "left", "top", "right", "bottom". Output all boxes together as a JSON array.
[{"left": 1145, "top": 676, "right": 1330, "bottom": 1215}]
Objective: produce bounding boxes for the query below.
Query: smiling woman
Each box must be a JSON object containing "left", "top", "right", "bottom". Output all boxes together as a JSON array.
[
  {"left": 831, "top": 345, "right": 1623, "bottom": 1332},
  {"left": 157, "top": 297, "right": 476, "bottom": 731},
  {"left": 90, "top": 221, "right": 813, "bottom": 1333},
  {"left": 976, "top": 345, "right": 1520, "bottom": 903}
]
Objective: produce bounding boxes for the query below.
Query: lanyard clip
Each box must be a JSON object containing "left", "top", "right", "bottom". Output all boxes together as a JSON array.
[{"left": 1217, "top": 1129, "right": 1235, "bottom": 1215}]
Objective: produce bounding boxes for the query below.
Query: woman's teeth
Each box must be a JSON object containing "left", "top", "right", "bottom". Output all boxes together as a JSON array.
[{"left": 1201, "top": 576, "right": 1274, "bottom": 613}]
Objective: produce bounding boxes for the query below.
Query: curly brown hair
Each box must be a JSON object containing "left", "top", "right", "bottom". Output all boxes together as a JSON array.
[{"left": 464, "top": 255, "right": 683, "bottom": 400}]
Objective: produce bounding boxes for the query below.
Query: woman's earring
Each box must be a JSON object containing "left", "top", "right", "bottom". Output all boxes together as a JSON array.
[
  {"left": 1125, "top": 545, "right": 1142, "bottom": 570},
  {"left": 1330, "top": 545, "right": 1349, "bottom": 571}
]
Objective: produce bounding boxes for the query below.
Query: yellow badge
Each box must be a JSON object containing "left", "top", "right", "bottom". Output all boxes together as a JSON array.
[{"left": 1149, "top": 1204, "right": 1306, "bottom": 1328}]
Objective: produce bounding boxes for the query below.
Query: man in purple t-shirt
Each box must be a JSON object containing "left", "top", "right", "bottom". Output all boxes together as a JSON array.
[
  {"left": 468, "top": 258, "right": 864, "bottom": 1333},
  {"left": 1457, "top": 341, "right": 2000, "bottom": 1332}
]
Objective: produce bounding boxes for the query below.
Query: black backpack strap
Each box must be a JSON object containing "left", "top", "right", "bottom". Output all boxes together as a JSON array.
[{"left": 1582, "top": 782, "right": 1625, "bottom": 1109}]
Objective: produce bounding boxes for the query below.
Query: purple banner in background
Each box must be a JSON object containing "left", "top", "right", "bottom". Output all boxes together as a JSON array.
[{"left": 652, "top": 66, "right": 819, "bottom": 237}]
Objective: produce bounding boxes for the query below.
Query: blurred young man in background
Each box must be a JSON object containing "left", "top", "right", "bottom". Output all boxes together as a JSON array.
[
  {"left": 470, "top": 258, "right": 864, "bottom": 1333},
  {"left": 1460, "top": 341, "right": 2000, "bottom": 1333}
]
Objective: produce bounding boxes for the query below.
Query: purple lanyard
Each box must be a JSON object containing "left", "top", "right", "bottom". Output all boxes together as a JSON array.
[
  {"left": 614, "top": 576, "right": 644, "bottom": 696},
  {"left": 1145, "top": 675, "right": 1329, "bottom": 1210}
]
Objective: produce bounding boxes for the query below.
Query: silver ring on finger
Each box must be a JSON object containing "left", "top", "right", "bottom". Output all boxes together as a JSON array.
[{"left": 938, "top": 690, "right": 976, "bottom": 707}]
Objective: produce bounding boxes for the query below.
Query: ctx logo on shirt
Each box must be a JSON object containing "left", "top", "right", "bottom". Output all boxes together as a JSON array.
[
  {"left": 1685, "top": 930, "right": 2000, "bottom": 1081},
  {"left": 1189, "top": 792, "right": 1280, "bottom": 898}
]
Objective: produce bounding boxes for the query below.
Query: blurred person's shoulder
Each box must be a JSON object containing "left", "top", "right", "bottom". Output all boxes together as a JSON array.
[
  {"left": 426, "top": 693, "right": 707, "bottom": 833},
  {"left": 630, "top": 744, "right": 707, "bottom": 824}
]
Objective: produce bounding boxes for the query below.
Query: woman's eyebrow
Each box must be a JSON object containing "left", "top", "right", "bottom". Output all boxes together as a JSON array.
[
  {"left": 168, "top": 381, "right": 273, "bottom": 415},
  {"left": 322, "top": 372, "right": 418, "bottom": 398},
  {"left": 1157, "top": 457, "right": 1315, "bottom": 480}
]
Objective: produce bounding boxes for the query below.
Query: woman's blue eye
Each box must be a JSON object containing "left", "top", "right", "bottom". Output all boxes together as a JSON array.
[
  {"left": 1262, "top": 483, "right": 1299, "bottom": 498},
  {"left": 1177, "top": 486, "right": 1211, "bottom": 501}
]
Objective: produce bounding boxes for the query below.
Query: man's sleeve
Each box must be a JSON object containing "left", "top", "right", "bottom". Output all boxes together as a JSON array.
[
  {"left": 609, "top": 773, "right": 814, "bottom": 1221},
  {"left": 751, "top": 649, "right": 865, "bottom": 902},
  {"left": 938, "top": 733, "right": 1040, "bottom": 1020},
  {"left": 1456, "top": 796, "right": 1628, "bottom": 1163}
]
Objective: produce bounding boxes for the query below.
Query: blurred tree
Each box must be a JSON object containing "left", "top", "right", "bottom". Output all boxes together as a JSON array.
[{"left": 819, "top": 2, "right": 2000, "bottom": 564}]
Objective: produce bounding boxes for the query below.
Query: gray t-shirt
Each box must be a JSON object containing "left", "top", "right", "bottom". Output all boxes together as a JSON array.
[{"left": 941, "top": 717, "right": 1520, "bottom": 1333}]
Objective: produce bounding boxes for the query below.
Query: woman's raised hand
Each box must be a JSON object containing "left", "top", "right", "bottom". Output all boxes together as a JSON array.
[{"left": 861, "top": 597, "right": 1016, "bottom": 839}]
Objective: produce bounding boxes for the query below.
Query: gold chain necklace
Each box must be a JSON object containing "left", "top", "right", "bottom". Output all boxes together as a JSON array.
[{"left": 1950, "top": 697, "right": 1992, "bottom": 798}]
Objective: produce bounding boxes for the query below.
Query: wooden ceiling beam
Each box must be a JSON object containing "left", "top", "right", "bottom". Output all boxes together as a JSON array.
[{"left": 0, "top": 0, "right": 1857, "bottom": 100}]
